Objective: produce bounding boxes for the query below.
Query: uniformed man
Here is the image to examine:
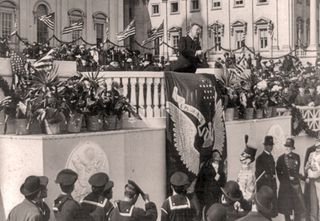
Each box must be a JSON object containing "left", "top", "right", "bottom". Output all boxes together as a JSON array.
[
  {"left": 276, "top": 138, "right": 306, "bottom": 221},
  {"left": 109, "top": 180, "right": 157, "bottom": 221},
  {"left": 81, "top": 172, "right": 114, "bottom": 221},
  {"left": 8, "top": 175, "right": 46, "bottom": 221},
  {"left": 53, "top": 169, "right": 84, "bottom": 221},
  {"left": 161, "top": 171, "right": 200, "bottom": 221},
  {"left": 255, "top": 136, "right": 278, "bottom": 218},
  {"left": 94, "top": 178, "right": 114, "bottom": 221},
  {"left": 37, "top": 176, "right": 50, "bottom": 221}
]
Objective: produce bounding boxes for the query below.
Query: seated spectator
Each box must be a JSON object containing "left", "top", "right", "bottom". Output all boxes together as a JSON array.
[{"left": 139, "top": 53, "right": 160, "bottom": 71}]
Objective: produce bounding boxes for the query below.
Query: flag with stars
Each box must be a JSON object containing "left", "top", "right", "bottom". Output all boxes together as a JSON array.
[
  {"left": 10, "top": 51, "right": 27, "bottom": 88},
  {"left": 164, "top": 71, "right": 227, "bottom": 193}
]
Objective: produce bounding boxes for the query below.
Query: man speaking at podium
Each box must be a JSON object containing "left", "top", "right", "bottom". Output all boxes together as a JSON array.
[{"left": 170, "top": 23, "right": 203, "bottom": 73}]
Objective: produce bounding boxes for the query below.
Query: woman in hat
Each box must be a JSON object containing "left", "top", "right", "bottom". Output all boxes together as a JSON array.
[
  {"left": 305, "top": 138, "right": 320, "bottom": 221},
  {"left": 276, "top": 138, "right": 306, "bottom": 221},
  {"left": 237, "top": 135, "right": 257, "bottom": 201}
]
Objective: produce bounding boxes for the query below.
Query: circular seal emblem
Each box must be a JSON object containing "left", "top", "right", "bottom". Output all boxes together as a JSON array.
[
  {"left": 266, "top": 124, "right": 286, "bottom": 158},
  {"left": 66, "top": 141, "right": 109, "bottom": 201}
]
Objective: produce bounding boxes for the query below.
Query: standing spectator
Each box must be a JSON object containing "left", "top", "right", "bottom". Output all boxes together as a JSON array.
[
  {"left": 255, "top": 136, "right": 278, "bottom": 218},
  {"left": 53, "top": 169, "right": 83, "bottom": 221},
  {"left": 255, "top": 53, "right": 262, "bottom": 70},
  {"left": 161, "top": 172, "right": 200, "bottom": 221},
  {"left": 140, "top": 53, "right": 160, "bottom": 71},
  {"left": 38, "top": 176, "right": 50, "bottom": 221},
  {"left": 206, "top": 203, "right": 227, "bottom": 221},
  {"left": 220, "top": 181, "right": 251, "bottom": 221},
  {"left": 276, "top": 138, "right": 306, "bottom": 221},
  {"left": 195, "top": 150, "right": 226, "bottom": 212},
  {"left": 236, "top": 186, "right": 274, "bottom": 221},
  {"left": 0, "top": 37, "right": 9, "bottom": 57},
  {"left": 247, "top": 54, "right": 252, "bottom": 69},
  {"left": 305, "top": 138, "right": 320, "bottom": 221},
  {"left": 109, "top": 180, "right": 157, "bottom": 221},
  {"left": 7, "top": 176, "right": 45, "bottom": 221}
]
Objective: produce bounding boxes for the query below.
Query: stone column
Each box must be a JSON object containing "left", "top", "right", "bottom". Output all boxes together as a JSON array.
[{"left": 308, "top": 0, "right": 318, "bottom": 51}]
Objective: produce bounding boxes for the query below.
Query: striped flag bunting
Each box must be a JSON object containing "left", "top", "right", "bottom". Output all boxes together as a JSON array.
[
  {"left": 39, "top": 13, "right": 55, "bottom": 30},
  {"left": 117, "top": 20, "right": 136, "bottom": 41},
  {"left": 62, "top": 21, "right": 84, "bottom": 35},
  {"left": 142, "top": 21, "right": 164, "bottom": 45},
  {"left": 33, "top": 49, "right": 56, "bottom": 71},
  {"left": 10, "top": 51, "right": 27, "bottom": 87}
]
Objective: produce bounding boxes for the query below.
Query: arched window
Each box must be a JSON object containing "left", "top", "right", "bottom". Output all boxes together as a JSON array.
[
  {"left": 231, "top": 20, "right": 247, "bottom": 49},
  {"left": 68, "top": 9, "right": 84, "bottom": 43},
  {"left": 93, "top": 12, "right": 108, "bottom": 45},
  {"left": 36, "top": 4, "right": 48, "bottom": 43},
  {"left": 168, "top": 26, "right": 182, "bottom": 56},
  {"left": 0, "top": 0, "right": 16, "bottom": 38},
  {"left": 209, "top": 21, "right": 224, "bottom": 51}
]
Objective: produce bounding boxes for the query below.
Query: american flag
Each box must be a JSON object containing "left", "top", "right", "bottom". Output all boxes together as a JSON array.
[
  {"left": 62, "top": 21, "right": 84, "bottom": 35},
  {"left": 142, "top": 21, "right": 164, "bottom": 45},
  {"left": 39, "top": 13, "right": 55, "bottom": 30},
  {"left": 9, "top": 51, "right": 27, "bottom": 88},
  {"left": 33, "top": 49, "right": 55, "bottom": 71},
  {"left": 117, "top": 20, "right": 136, "bottom": 41}
]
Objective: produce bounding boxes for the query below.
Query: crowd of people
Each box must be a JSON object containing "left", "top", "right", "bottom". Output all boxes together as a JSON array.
[{"left": 9, "top": 134, "right": 320, "bottom": 221}]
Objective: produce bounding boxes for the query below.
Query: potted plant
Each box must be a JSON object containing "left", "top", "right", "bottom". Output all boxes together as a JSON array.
[
  {"left": 28, "top": 66, "right": 65, "bottom": 134},
  {"left": 103, "top": 81, "right": 141, "bottom": 130},
  {"left": 81, "top": 71, "right": 105, "bottom": 131},
  {"left": 62, "top": 75, "right": 87, "bottom": 133}
]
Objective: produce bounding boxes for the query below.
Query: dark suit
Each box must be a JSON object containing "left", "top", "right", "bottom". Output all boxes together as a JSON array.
[
  {"left": 255, "top": 151, "right": 277, "bottom": 217},
  {"left": 7, "top": 199, "right": 43, "bottom": 221},
  {"left": 171, "top": 35, "right": 201, "bottom": 73},
  {"left": 235, "top": 211, "right": 271, "bottom": 221},
  {"left": 276, "top": 153, "right": 306, "bottom": 219},
  {"left": 109, "top": 200, "right": 157, "bottom": 221},
  {"left": 195, "top": 161, "right": 226, "bottom": 211}
]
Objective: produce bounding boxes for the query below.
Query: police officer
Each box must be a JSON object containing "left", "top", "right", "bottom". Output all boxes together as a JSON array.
[
  {"left": 81, "top": 172, "right": 114, "bottom": 221},
  {"left": 161, "top": 171, "right": 200, "bottom": 221},
  {"left": 109, "top": 180, "right": 157, "bottom": 221},
  {"left": 53, "top": 169, "right": 83, "bottom": 221}
]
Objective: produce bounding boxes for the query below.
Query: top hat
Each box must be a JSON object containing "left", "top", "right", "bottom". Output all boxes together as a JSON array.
[
  {"left": 254, "top": 185, "right": 274, "bottom": 218},
  {"left": 20, "top": 176, "right": 44, "bottom": 196},
  {"left": 221, "top": 181, "right": 243, "bottom": 202},
  {"left": 263, "top": 136, "right": 274, "bottom": 146},
  {"left": 284, "top": 138, "right": 295, "bottom": 149},
  {"left": 206, "top": 203, "right": 227, "bottom": 221},
  {"left": 125, "top": 180, "right": 145, "bottom": 196},
  {"left": 89, "top": 172, "right": 110, "bottom": 187},
  {"left": 55, "top": 169, "right": 78, "bottom": 186},
  {"left": 170, "top": 171, "right": 190, "bottom": 187}
]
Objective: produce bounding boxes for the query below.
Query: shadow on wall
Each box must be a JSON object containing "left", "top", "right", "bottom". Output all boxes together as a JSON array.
[{"left": 0, "top": 190, "right": 6, "bottom": 220}]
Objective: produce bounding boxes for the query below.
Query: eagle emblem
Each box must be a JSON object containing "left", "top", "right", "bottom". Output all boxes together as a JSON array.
[{"left": 167, "top": 87, "right": 225, "bottom": 175}]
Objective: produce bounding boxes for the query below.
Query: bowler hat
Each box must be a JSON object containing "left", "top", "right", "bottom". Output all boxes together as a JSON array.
[
  {"left": 89, "top": 172, "right": 110, "bottom": 187},
  {"left": 170, "top": 171, "right": 190, "bottom": 186},
  {"left": 254, "top": 185, "right": 274, "bottom": 218},
  {"left": 55, "top": 169, "right": 78, "bottom": 186},
  {"left": 284, "top": 138, "right": 295, "bottom": 149},
  {"left": 221, "top": 181, "right": 243, "bottom": 202},
  {"left": 206, "top": 203, "right": 227, "bottom": 221},
  {"left": 20, "top": 176, "right": 44, "bottom": 196},
  {"left": 143, "top": 53, "right": 153, "bottom": 62},
  {"left": 39, "top": 176, "right": 49, "bottom": 187},
  {"left": 263, "top": 136, "right": 274, "bottom": 146}
]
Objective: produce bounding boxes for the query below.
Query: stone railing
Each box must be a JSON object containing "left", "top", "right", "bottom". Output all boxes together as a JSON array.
[
  {"left": 88, "top": 71, "right": 167, "bottom": 119},
  {"left": 296, "top": 106, "right": 320, "bottom": 132}
]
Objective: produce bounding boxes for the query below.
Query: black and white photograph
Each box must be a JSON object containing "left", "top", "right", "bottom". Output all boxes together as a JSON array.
[{"left": 0, "top": 0, "right": 320, "bottom": 221}]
